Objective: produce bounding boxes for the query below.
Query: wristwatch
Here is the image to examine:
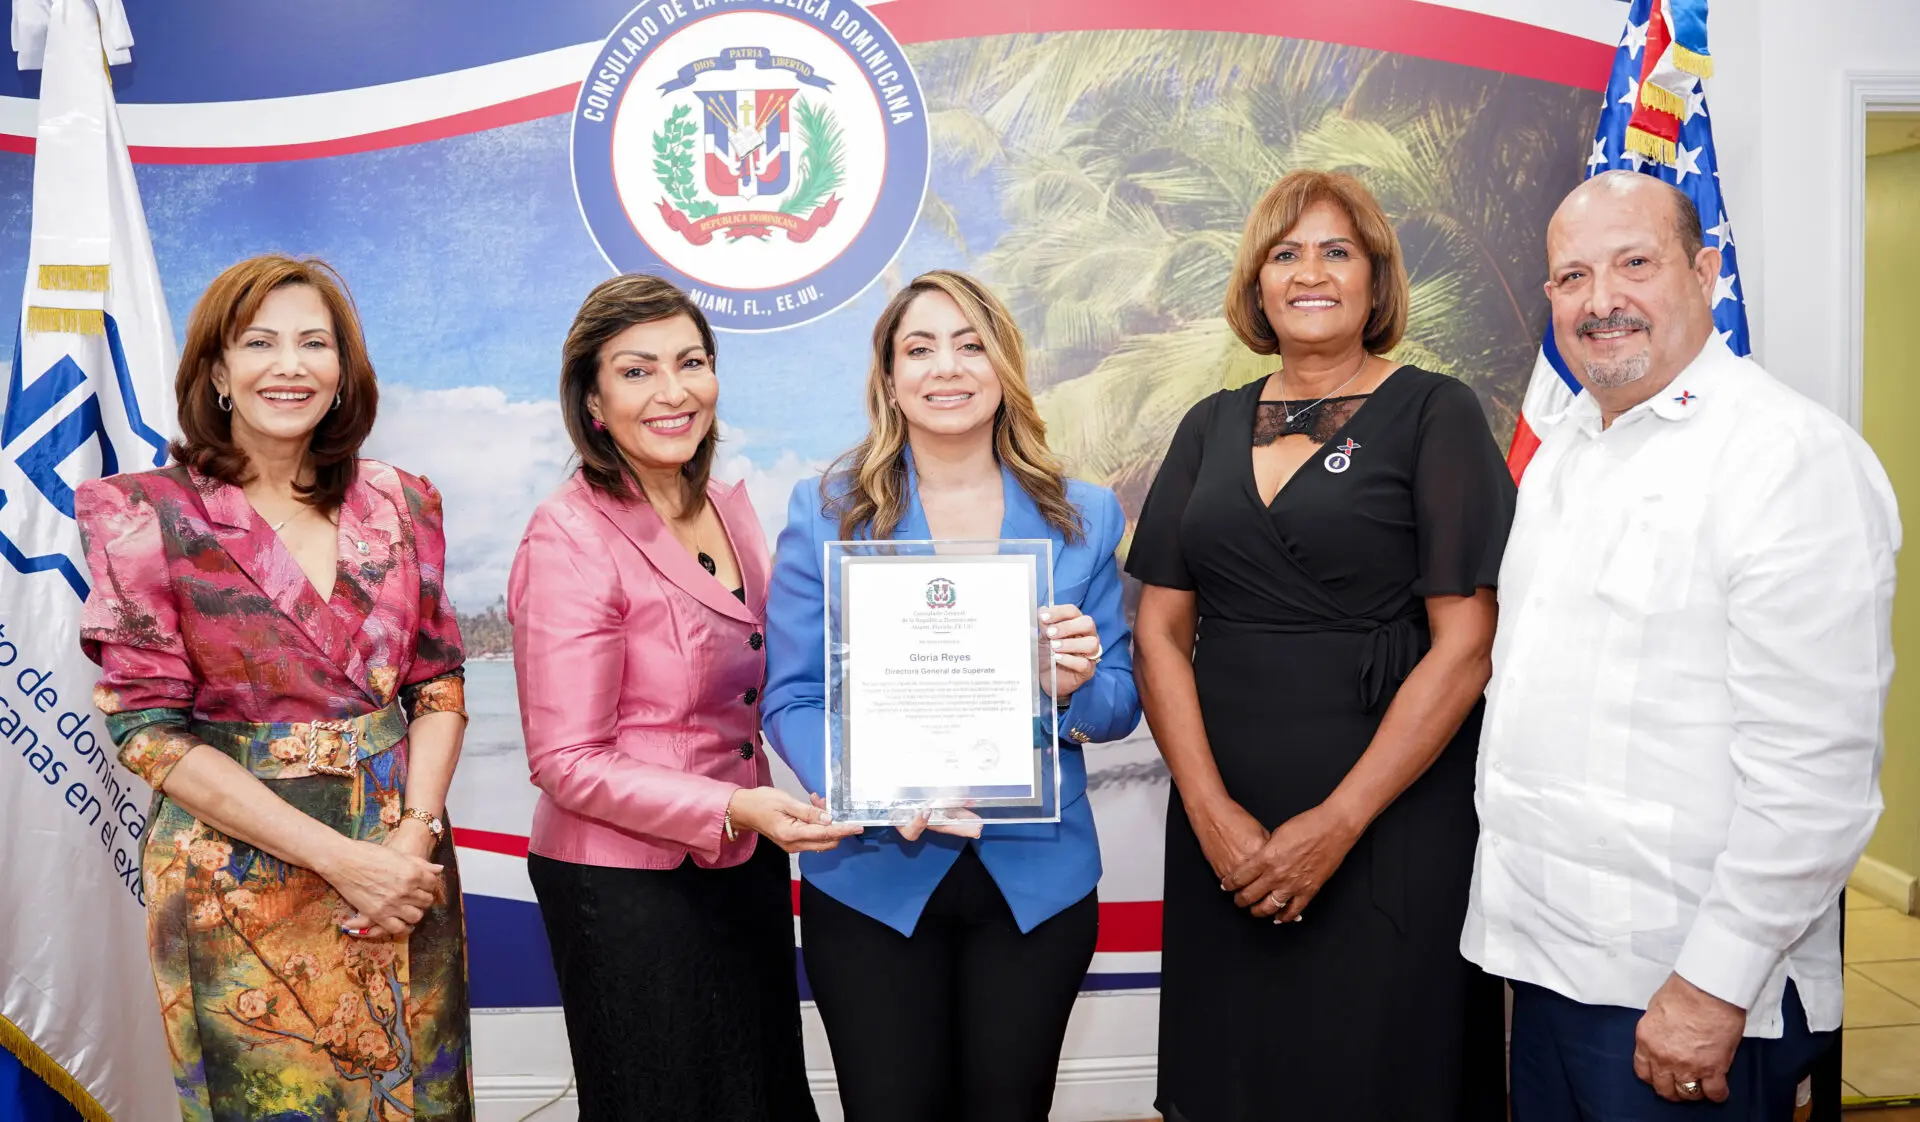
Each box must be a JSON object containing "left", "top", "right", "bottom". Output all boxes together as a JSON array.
[{"left": 401, "top": 807, "right": 444, "bottom": 840}]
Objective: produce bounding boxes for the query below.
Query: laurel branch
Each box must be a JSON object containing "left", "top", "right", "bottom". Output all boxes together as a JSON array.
[{"left": 653, "top": 103, "right": 718, "bottom": 219}]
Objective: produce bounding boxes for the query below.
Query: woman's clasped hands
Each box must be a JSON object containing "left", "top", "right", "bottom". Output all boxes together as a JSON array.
[
  {"left": 1219, "top": 803, "right": 1363, "bottom": 925},
  {"left": 325, "top": 832, "right": 444, "bottom": 940}
]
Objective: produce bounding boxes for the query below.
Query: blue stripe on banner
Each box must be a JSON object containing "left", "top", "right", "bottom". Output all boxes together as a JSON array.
[
  {"left": 0, "top": 0, "right": 640, "bottom": 104},
  {"left": 0, "top": 1048, "right": 83, "bottom": 1122},
  {"left": 466, "top": 894, "right": 1160, "bottom": 1010},
  {"left": 464, "top": 894, "right": 561, "bottom": 1009},
  {"left": 1079, "top": 974, "right": 1163, "bottom": 993}
]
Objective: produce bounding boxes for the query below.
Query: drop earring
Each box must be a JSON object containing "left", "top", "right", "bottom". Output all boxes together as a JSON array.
[
  {"left": 331, "top": 392, "right": 342, "bottom": 411},
  {"left": 217, "top": 392, "right": 232, "bottom": 412},
  {"left": 591, "top": 417, "right": 607, "bottom": 432}
]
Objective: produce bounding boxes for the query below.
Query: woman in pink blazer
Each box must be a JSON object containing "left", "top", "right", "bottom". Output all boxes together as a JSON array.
[{"left": 508, "top": 274, "right": 858, "bottom": 1122}]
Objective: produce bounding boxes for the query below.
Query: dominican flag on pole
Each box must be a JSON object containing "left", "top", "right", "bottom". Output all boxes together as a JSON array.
[
  {"left": 1506, "top": 0, "right": 1750, "bottom": 480},
  {"left": 1, "top": 0, "right": 177, "bottom": 1118}
]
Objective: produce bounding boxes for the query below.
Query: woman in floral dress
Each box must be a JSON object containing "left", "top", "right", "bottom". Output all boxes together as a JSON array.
[{"left": 76, "top": 255, "right": 474, "bottom": 1121}]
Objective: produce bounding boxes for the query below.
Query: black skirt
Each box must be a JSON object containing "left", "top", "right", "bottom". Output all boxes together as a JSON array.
[{"left": 527, "top": 839, "right": 818, "bottom": 1122}]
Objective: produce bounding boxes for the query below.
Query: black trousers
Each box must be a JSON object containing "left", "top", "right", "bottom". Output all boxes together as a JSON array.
[
  {"left": 800, "top": 846, "right": 1099, "bottom": 1122},
  {"left": 528, "top": 842, "right": 818, "bottom": 1122}
]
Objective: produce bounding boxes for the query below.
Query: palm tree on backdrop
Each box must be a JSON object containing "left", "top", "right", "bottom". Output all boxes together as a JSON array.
[{"left": 908, "top": 32, "right": 1597, "bottom": 524}]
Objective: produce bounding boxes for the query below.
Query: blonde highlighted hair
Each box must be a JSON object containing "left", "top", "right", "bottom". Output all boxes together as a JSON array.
[{"left": 825, "top": 270, "right": 1082, "bottom": 544}]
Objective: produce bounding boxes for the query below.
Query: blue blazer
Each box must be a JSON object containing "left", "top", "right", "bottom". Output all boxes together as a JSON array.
[{"left": 761, "top": 460, "right": 1141, "bottom": 936}]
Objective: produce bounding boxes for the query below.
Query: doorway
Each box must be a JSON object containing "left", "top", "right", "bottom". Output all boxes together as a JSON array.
[{"left": 1850, "top": 103, "right": 1920, "bottom": 1111}]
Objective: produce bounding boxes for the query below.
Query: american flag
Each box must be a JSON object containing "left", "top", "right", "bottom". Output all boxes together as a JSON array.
[{"left": 1505, "top": 0, "right": 1750, "bottom": 479}]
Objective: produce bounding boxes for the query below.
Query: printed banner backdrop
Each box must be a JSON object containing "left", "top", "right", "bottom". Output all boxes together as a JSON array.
[{"left": 1, "top": 0, "right": 1623, "bottom": 1109}]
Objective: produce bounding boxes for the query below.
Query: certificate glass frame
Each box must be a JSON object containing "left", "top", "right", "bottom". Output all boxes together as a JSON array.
[{"left": 824, "top": 538, "right": 1060, "bottom": 827}]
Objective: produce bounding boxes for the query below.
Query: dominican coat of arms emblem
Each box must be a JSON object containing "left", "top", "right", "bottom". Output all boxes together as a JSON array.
[{"left": 571, "top": 0, "right": 929, "bottom": 332}]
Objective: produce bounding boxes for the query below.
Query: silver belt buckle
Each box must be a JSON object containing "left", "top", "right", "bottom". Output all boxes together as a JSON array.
[{"left": 303, "top": 719, "right": 360, "bottom": 777}]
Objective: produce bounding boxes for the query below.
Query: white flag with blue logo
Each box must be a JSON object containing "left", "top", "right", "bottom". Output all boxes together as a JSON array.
[{"left": 2, "top": 0, "right": 177, "bottom": 1115}]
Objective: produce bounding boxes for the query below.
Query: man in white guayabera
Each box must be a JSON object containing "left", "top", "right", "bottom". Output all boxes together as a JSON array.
[{"left": 1463, "top": 170, "right": 1900, "bottom": 1121}]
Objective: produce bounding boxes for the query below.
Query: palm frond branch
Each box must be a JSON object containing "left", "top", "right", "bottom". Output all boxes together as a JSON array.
[
  {"left": 918, "top": 189, "right": 969, "bottom": 256},
  {"left": 1038, "top": 318, "right": 1269, "bottom": 488},
  {"left": 779, "top": 99, "right": 845, "bottom": 216},
  {"left": 929, "top": 106, "right": 1007, "bottom": 175}
]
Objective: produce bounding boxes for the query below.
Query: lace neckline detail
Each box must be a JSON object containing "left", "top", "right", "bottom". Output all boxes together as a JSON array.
[{"left": 1253, "top": 394, "right": 1372, "bottom": 445}]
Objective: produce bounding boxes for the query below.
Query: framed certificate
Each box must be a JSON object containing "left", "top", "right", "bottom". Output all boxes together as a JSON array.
[{"left": 823, "top": 539, "right": 1061, "bottom": 826}]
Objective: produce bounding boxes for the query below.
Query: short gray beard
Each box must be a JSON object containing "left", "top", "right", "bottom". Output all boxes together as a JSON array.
[
  {"left": 1583, "top": 350, "right": 1651, "bottom": 390},
  {"left": 1576, "top": 313, "right": 1653, "bottom": 389}
]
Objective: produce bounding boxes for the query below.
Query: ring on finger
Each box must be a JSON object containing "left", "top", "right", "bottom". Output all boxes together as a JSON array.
[
  {"left": 1677, "top": 1080, "right": 1703, "bottom": 1098},
  {"left": 1266, "top": 892, "right": 1285, "bottom": 910}
]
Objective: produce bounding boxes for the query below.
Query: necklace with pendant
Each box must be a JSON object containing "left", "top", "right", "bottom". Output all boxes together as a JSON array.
[{"left": 1278, "top": 354, "right": 1370, "bottom": 434}]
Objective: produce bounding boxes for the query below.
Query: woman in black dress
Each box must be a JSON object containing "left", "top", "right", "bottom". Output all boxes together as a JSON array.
[{"left": 1129, "top": 170, "right": 1515, "bottom": 1121}]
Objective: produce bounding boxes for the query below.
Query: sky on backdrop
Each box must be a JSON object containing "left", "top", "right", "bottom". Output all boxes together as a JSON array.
[{"left": 1, "top": 112, "right": 1011, "bottom": 606}]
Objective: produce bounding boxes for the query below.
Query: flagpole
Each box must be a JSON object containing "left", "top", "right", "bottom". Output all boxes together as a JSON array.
[{"left": 3, "top": 0, "right": 179, "bottom": 1116}]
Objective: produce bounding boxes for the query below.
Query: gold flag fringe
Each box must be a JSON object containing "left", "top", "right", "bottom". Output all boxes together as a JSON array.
[
  {"left": 26, "top": 306, "right": 106, "bottom": 335},
  {"left": 0, "top": 1012, "right": 115, "bottom": 1122},
  {"left": 1673, "top": 44, "right": 1714, "bottom": 79},
  {"left": 1635, "top": 80, "right": 1689, "bottom": 119},
  {"left": 37, "top": 264, "right": 109, "bottom": 292},
  {"left": 1625, "top": 127, "right": 1678, "bottom": 167}
]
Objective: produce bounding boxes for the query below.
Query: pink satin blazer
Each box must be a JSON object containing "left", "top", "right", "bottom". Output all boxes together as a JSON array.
[{"left": 508, "top": 472, "right": 771, "bottom": 869}]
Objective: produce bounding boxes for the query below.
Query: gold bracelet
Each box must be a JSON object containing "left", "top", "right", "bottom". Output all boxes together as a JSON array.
[{"left": 722, "top": 805, "right": 737, "bottom": 843}]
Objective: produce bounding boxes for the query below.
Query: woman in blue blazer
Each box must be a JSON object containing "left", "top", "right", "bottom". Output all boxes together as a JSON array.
[{"left": 763, "top": 270, "right": 1141, "bottom": 1122}]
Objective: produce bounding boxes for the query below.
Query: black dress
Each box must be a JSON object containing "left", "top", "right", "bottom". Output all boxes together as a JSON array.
[{"left": 1126, "top": 367, "right": 1515, "bottom": 1122}]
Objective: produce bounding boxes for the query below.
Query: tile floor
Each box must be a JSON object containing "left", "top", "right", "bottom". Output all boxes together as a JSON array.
[
  {"left": 1844, "top": 889, "right": 1920, "bottom": 1107},
  {"left": 1123, "top": 892, "right": 1920, "bottom": 1117}
]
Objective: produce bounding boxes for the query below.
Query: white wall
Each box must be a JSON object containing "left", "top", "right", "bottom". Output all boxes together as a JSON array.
[
  {"left": 1706, "top": 0, "right": 1920, "bottom": 412},
  {"left": 1703, "top": 0, "right": 1766, "bottom": 364}
]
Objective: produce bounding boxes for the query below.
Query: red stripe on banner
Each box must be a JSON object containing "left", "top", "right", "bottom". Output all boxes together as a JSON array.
[
  {"left": 1, "top": 2, "right": 1610, "bottom": 164},
  {"left": 789, "top": 882, "right": 1164, "bottom": 951},
  {"left": 786, "top": 881, "right": 1162, "bottom": 950},
  {"left": 123, "top": 85, "right": 578, "bottom": 165},
  {"left": 1507, "top": 414, "right": 1542, "bottom": 483},
  {"left": 452, "top": 826, "right": 532, "bottom": 858},
  {"left": 877, "top": 0, "right": 1615, "bottom": 91},
  {"left": 454, "top": 828, "right": 1167, "bottom": 949},
  {"left": 1094, "top": 898, "right": 1163, "bottom": 953}
]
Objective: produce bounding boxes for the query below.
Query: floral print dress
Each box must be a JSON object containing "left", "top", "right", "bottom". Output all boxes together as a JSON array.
[{"left": 75, "top": 461, "right": 474, "bottom": 1122}]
